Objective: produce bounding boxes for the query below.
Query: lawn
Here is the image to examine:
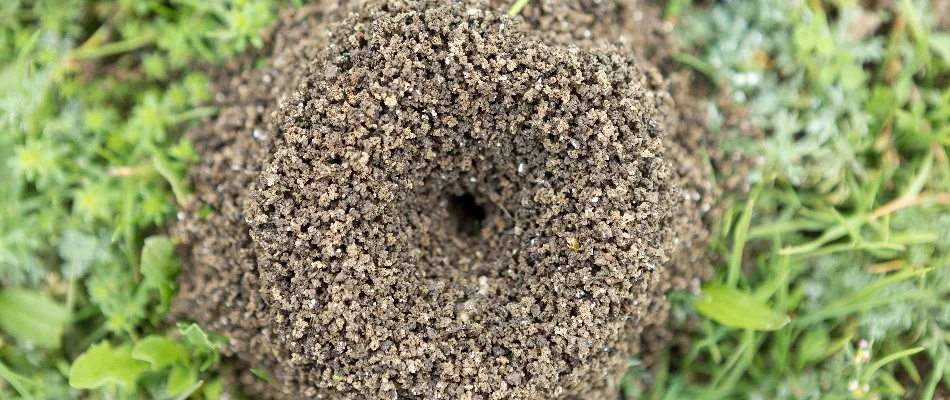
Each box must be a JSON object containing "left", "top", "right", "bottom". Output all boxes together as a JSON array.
[{"left": 1, "top": 0, "right": 948, "bottom": 398}]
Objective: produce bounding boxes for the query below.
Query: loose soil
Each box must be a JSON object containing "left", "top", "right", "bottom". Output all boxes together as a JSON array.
[{"left": 171, "top": 1, "right": 749, "bottom": 398}]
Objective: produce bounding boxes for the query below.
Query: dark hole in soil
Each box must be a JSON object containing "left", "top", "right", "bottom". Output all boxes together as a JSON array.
[{"left": 448, "top": 193, "right": 486, "bottom": 237}]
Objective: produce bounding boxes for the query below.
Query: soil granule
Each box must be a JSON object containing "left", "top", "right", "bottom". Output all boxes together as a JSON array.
[{"left": 172, "top": 1, "right": 746, "bottom": 398}]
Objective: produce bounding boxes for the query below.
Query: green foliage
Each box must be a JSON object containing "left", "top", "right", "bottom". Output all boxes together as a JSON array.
[
  {"left": 133, "top": 336, "right": 189, "bottom": 370},
  {"left": 68, "top": 324, "right": 225, "bottom": 397},
  {"left": 626, "top": 0, "right": 950, "bottom": 399},
  {"left": 3, "top": 0, "right": 947, "bottom": 398},
  {"left": 508, "top": 0, "right": 531, "bottom": 16},
  {"left": 250, "top": 368, "right": 273, "bottom": 382},
  {"left": 69, "top": 342, "right": 150, "bottom": 390},
  {"left": 178, "top": 322, "right": 226, "bottom": 372},
  {"left": 141, "top": 236, "right": 180, "bottom": 315},
  {"left": 694, "top": 284, "right": 790, "bottom": 331},
  {"left": 0, "top": 289, "right": 69, "bottom": 349},
  {"left": 0, "top": 0, "right": 285, "bottom": 398}
]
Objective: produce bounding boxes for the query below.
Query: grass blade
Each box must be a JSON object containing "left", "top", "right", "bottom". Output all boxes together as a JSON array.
[{"left": 694, "top": 284, "right": 790, "bottom": 331}]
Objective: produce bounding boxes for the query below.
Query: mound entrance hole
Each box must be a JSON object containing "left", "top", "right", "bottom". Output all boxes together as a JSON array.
[{"left": 448, "top": 193, "right": 486, "bottom": 237}]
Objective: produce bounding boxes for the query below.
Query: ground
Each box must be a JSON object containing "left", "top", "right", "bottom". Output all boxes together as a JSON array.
[{"left": 0, "top": 0, "right": 948, "bottom": 399}]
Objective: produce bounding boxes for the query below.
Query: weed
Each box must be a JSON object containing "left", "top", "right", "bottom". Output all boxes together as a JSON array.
[
  {"left": 624, "top": 0, "right": 950, "bottom": 398},
  {"left": 2, "top": 0, "right": 948, "bottom": 398},
  {"left": 0, "top": 0, "right": 285, "bottom": 397}
]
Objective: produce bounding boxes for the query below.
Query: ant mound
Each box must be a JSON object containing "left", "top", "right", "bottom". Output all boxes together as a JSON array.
[
  {"left": 247, "top": 2, "right": 676, "bottom": 398},
  {"left": 173, "top": 0, "right": 740, "bottom": 398}
]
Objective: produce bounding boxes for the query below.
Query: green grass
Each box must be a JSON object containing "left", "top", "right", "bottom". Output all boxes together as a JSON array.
[
  {"left": 1, "top": 0, "right": 283, "bottom": 397},
  {"left": 1, "top": 0, "right": 948, "bottom": 399},
  {"left": 622, "top": 1, "right": 950, "bottom": 399}
]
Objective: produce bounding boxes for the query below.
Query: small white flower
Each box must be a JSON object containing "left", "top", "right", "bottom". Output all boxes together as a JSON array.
[{"left": 848, "top": 380, "right": 859, "bottom": 392}]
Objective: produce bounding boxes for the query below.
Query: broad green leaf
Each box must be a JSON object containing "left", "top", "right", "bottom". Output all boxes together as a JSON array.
[
  {"left": 131, "top": 336, "right": 188, "bottom": 370},
  {"left": 0, "top": 288, "right": 69, "bottom": 349},
  {"left": 202, "top": 378, "right": 224, "bottom": 400},
  {"left": 167, "top": 365, "right": 198, "bottom": 396},
  {"left": 140, "top": 235, "right": 180, "bottom": 313},
  {"left": 178, "top": 323, "right": 223, "bottom": 371},
  {"left": 694, "top": 284, "right": 791, "bottom": 331},
  {"left": 141, "top": 235, "right": 178, "bottom": 284},
  {"left": 931, "top": 33, "right": 950, "bottom": 65},
  {"left": 179, "top": 323, "right": 217, "bottom": 353},
  {"left": 796, "top": 329, "right": 830, "bottom": 369},
  {"left": 69, "top": 342, "right": 149, "bottom": 390}
]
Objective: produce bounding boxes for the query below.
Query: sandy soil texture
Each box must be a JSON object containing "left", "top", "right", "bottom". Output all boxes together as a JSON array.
[{"left": 171, "top": 1, "right": 748, "bottom": 398}]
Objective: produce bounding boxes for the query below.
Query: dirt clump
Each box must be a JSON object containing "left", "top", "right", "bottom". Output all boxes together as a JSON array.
[{"left": 172, "top": 0, "right": 740, "bottom": 398}]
